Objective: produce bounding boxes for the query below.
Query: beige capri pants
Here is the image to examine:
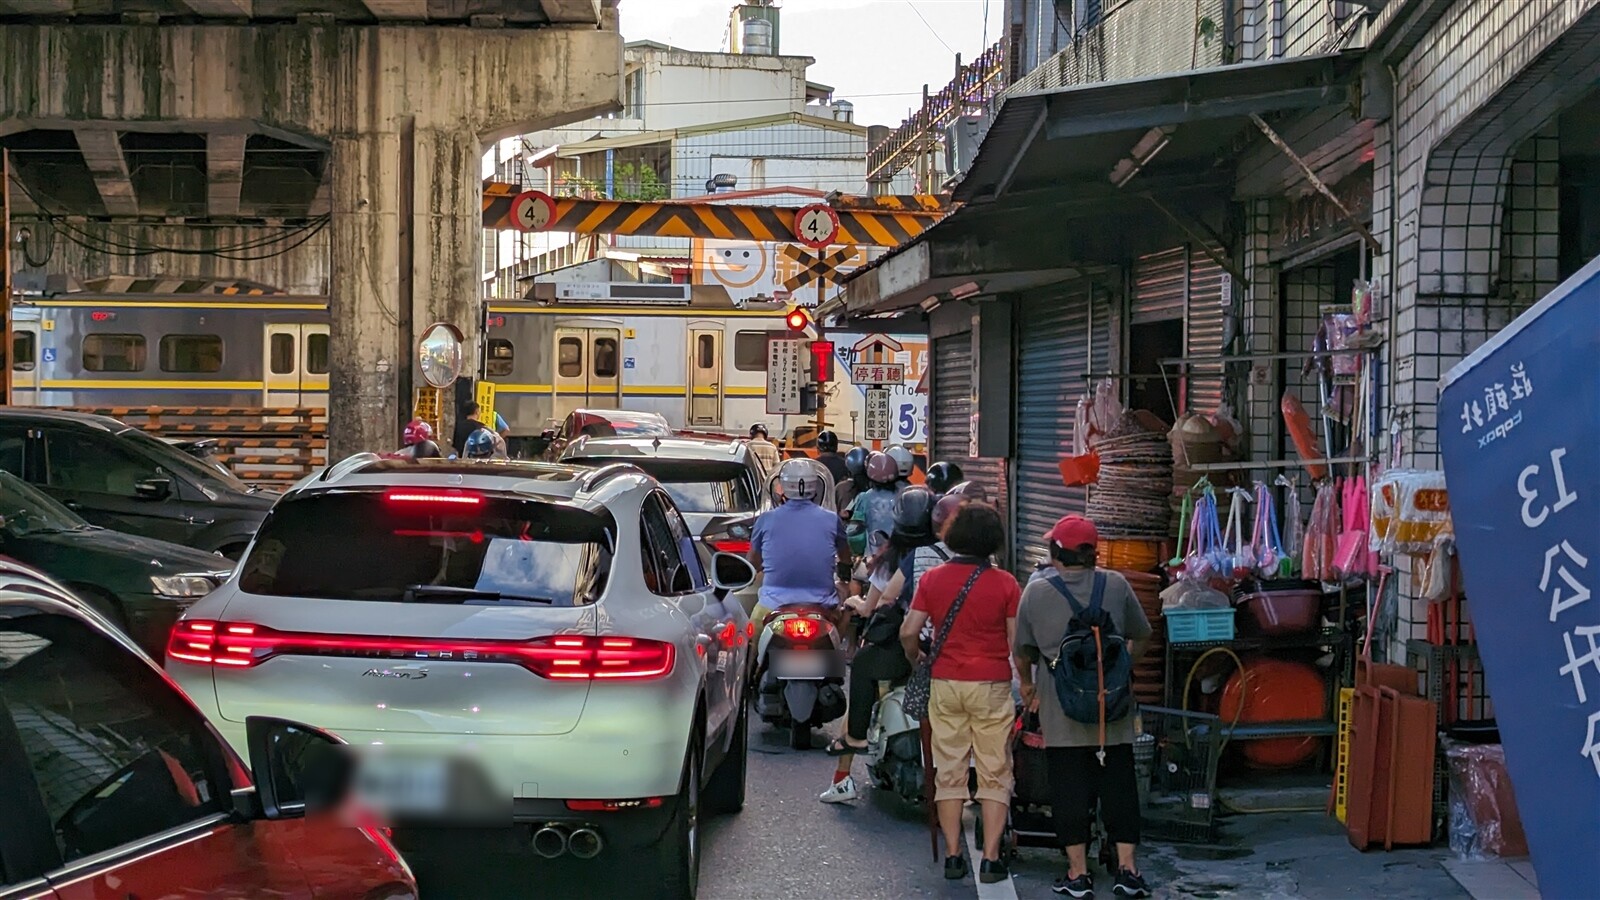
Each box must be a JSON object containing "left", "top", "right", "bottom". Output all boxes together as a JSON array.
[{"left": 927, "top": 678, "right": 1014, "bottom": 804}]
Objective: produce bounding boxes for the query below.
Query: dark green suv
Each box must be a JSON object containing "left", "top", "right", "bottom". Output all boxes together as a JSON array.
[{"left": 0, "top": 469, "right": 231, "bottom": 657}]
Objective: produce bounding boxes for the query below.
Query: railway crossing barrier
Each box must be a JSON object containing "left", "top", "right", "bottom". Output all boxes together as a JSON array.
[{"left": 61, "top": 406, "right": 327, "bottom": 489}]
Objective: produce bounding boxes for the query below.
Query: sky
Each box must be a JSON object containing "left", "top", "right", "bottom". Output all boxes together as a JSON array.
[{"left": 616, "top": 0, "right": 1005, "bottom": 128}]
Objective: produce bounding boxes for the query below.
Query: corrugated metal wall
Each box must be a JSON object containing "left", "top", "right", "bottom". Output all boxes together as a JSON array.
[
  {"left": 1012, "top": 283, "right": 1104, "bottom": 576},
  {"left": 1132, "top": 247, "right": 1188, "bottom": 324},
  {"left": 931, "top": 333, "right": 1008, "bottom": 530},
  {"left": 1186, "top": 247, "right": 1229, "bottom": 415}
]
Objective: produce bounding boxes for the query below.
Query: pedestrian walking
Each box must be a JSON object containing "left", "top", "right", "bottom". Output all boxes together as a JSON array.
[
  {"left": 1013, "top": 514, "right": 1154, "bottom": 898},
  {"left": 452, "top": 401, "right": 490, "bottom": 456},
  {"left": 746, "top": 423, "right": 781, "bottom": 474},
  {"left": 899, "top": 501, "right": 1019, "bottom": 884}
]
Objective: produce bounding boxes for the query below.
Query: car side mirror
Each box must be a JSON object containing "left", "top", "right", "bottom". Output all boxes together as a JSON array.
[
  {"left": 710, "top": 551, "right": 756, "bottom": 595},
  {"left": 134, "top": 477, "right": 172, "bottom": 501},
  {"left": 240, "top": 716, "right": 353, "bottom": 821},
  {"left": 540, "top": 428, "right": 557, "bottom": 440}
]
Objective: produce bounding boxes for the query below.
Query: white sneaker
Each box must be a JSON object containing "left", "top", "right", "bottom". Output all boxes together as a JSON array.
[{"left": 819, "top": 776, "right": 859, "bottom": 804}]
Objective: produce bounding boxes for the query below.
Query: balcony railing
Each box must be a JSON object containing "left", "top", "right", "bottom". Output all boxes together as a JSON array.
[{"left": 866, "top": 41, "right": 1007, "bottom": 186}]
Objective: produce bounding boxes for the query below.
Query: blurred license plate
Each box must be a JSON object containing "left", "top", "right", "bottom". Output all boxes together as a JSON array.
[
  {"left": 355, "top": 755, "right": 449, "bottom": 816},
  {"left": 772, "top": 651, "right": 831, "bottom": 679}
]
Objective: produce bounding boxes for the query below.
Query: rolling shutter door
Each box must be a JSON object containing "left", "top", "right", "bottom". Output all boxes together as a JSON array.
[
  {"left": 1186, "top": 248, "right": 1229, "bottom": 415},
  {"left": 1132, "top": 248, "right": 1188, "bottom": 324},
  {"left": 1013, "top": 285, "right": 1095, "bottom": 576},
  {"left": 931, "top": 334, "right": 1007, "bottom": 522}
]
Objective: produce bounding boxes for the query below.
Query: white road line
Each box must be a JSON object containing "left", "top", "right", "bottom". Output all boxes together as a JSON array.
[{"left": 965, "top": 810, "right": 1020, "bottom": 900}]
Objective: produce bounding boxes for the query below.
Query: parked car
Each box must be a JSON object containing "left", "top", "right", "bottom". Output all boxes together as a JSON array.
[
  {"left": 167, "top": 455, "right": 757, "bottom": 898},
  {"left": 538, "top": 408, "right": 672, "bottom": 460},
  {"left": 560, "top": 435, "right": 769, "bottom": 615},
  {"left": 0, "top": 558, "right": 417, "bottom": 900},
  {"left": 0, "top": 469, "right": 232, "bottom": 657},
  {"left": 0, "top": 409, "right": 274, "bottom": 558}
]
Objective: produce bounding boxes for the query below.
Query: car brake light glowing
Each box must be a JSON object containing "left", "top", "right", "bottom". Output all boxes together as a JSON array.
[
  {"left": 166, "top": 620, "right": 674, "bottom": 680},
  {"left": 565, "top": 797, "right": 665, "bottom": 812},
  {"left": 718, "top": 622, "right": 736, "bottom": 644},
  {"left": 710, "top": 538, "right": 751, "bottom": 554},
  {"left": 782, "top": 617, "right": 820, "bottom": 641},
  {"left": 383, "top": 488, "right": 483, "bottom": 508}
]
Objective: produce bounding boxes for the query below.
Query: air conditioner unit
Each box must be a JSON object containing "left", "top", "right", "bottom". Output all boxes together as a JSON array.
[{"left": 945, "top": 115, "right": 988, "bottom": 179}]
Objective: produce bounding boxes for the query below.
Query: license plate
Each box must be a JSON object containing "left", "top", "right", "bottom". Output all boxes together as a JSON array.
[
  {"left": 771, "top": 650, "right": 833, "bottom": 679},
  {"left": 355, "top": 755, "right": 449, "bottom": 816}
]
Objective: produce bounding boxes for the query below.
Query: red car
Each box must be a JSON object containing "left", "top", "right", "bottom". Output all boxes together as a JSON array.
[
  {"left": 0, "top": 559, "right": 416, "bottom": 900},
  {"left": 538, "top": 408, "right": 672, "bottom": 460}
]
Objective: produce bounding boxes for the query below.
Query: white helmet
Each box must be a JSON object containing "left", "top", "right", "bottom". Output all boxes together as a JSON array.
[
  {"left": 886, "top": 445, "right": 915, "bottom": 478},
  {"left": 777, "top": 457, "right": 833, "bottom": 504}
]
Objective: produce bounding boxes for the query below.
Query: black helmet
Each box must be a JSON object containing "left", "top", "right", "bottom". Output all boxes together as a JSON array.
[
  {"left": 815, "top": 430, "right": 839, "bottom": 453},
  {"left": 925, "top": 461, "right": 964, "bottom": 495},
  {"left": 844, "top": 446, "right": 869, "bottom": 477},
  {"left": 749, "top": 423, "right": 769, "bottom": 439},
  {"left": 892, "top": 486, "right": 937, "bottom": 540}
]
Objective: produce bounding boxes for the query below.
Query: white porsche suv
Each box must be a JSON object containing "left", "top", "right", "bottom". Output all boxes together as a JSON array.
[{"left": 165, "top": 454, "right": 755, "bottom": 898}]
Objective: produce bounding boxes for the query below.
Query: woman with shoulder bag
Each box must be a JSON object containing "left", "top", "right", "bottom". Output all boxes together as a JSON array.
[
  {"left": 899, "top": 502, "right": 1021, "bottom": 885},
  {"left": 819, "top": 487, "right": 941, "bottom": 801}
]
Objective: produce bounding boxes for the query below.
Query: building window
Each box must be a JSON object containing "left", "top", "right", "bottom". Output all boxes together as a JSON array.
[
  {"left": 624, "top": 69, "right": 644, "bottom": 118},
  {"left": 159, "top": 334, "right": 224, "bottom": 373},
  {"left": 696, "top": 334, "right": 716, "bottom": 369},
  {"left": 487, "top": 338, "right": 515, "bottom": 377},
  {"left": 306, "top": 333, "right": 329, "bottom": 375},
  {"left": 594, "top": 337, "right": 619, "bottom": 378},
  {"left": 269, "top": 333, "right": 295, "bottom": 375},
  {"left": 12, "top": 332, "right": 36, "bottom": 371},
  {"left": 734, "top": 330, "right": 774, "bottom": 372},
  {"left": 558, "top": 337, "right": 583, "bottom": 377},
  {"left": 82, "top": 334, "right": 147, "bottom": 372}
]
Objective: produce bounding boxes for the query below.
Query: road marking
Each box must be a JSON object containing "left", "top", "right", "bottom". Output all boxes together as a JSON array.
[{"left": 964, "top": 811, "right": 1020, "bottom": 900}]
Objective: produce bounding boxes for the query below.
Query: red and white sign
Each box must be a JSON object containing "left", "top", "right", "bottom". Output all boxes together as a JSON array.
[
  {"left": 509, "top": 190, "right": 557, "bottom": 232},
  {"left": 793, "top": 204, "right": 841, "bottom": 249}
]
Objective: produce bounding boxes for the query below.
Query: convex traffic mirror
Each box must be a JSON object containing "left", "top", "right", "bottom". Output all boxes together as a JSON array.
[{"left": 418, "top": 322, "right": 465, "bottom": 388}]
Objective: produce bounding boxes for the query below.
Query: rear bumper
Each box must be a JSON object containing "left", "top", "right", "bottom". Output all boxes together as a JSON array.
[
  {"left": 123, "top": 593, "right": 193, "bottom": 657},
  {"left": 390, "top": 798, "right": 676, "bottom": 854}
]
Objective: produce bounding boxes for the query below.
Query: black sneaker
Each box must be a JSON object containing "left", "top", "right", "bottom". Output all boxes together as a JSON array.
[
  {"left": 978, "top": 858, "right": 1010, "bottom": 884},
  {"left": 1053, "top": 872, "right": 1094, "bottom": 898},
  {"left": 944, "top": 855, "right": 970, "bottom": 881},
  {"left": 1112, "top": 868, "right": 1151, "bottom": 898}
]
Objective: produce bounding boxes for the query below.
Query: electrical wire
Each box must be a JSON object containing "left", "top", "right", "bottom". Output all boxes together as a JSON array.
[{"left": 903, "top": 0, "right": 957, "bottom": 56}]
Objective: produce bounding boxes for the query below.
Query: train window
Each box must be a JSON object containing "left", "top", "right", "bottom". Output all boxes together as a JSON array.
[
  {"left": 734, "top": 330, "right": 775, "bottom": 372},
  {"left": 82, "top": 334, "right": 147, "bottom": 373},
  {"left": 269, "top": 333, "right": 295, "bottom": 374},
  {"left": 696, "top": 334, "right": 716, "bottom": 370},
  {"left": 306, "top": 333, "right": 329, "bottom": 375},
  {"left": 159, "top": 334, "right": 224, "bottom": 373},
  {"left": 594, "top": 337, "right": 619, "bottom": 378},
  {"left": 486, "top": 339, "right": 515, "bottom": 377},
  {"left": 558, "top": 337, "right": 583, "bottom": 377},
  {"left": 12, "top": 332, "right": 35, "bottom": 372}
]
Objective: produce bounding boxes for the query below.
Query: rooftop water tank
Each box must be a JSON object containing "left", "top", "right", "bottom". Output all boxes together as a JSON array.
[
  {"left": 832, "top": 100, "right": 854, "bottom": 123},
  {"left": 741, "top": 17, "right": 773, "bottom": 55}
]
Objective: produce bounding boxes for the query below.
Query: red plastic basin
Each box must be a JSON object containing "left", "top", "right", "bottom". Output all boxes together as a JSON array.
[{"left": 1236, "top": 589, "right": 1322, "bottom": 636}]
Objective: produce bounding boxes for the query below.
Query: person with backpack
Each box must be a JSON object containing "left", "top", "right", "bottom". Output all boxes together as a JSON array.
[
  {"left": 1013, "top": 514, "right": 1154, "bottom": 899},
  {"left": 900, "top": 501, "right": 1020, "bottom": 885}
]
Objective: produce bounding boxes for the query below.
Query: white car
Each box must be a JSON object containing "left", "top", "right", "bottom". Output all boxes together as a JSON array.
[{"left": 165, "top": 454, "right": 755, "bottom": 898}]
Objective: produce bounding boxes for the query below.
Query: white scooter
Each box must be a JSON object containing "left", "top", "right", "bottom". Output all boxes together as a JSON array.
[{"left": 863, "top": 682, "right": 924, "bottom": 804}]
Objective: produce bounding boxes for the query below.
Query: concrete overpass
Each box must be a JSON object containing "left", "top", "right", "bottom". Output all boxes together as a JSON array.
[{"left": 1, "top": 0, "right": 622, "bottom": 456}]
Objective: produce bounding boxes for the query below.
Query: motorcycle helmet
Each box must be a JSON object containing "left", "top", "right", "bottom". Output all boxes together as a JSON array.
[
  {"left": 885, "top": 445, "right": 914, "bottom": 478},
  {"left": 749, "top": 423, "right": 770, "bottom": 439},
  {"left": 815, "top": 430, "right": 839, "bottom": 453},
  {"left": 777, "top": 457, "right": 828, "bottom": 503},
  {"left": 844, "top": 446, "right": 869, "bottom": 478},
  {"left": 932, "top": 493, "right": 966, "bottom": 534},
  {"left": 865, "top": 451, "right": 898, "bottom": 486},
  {"left": 945, "top": 480, "right": 988, "bottom": 503},
  {"left": 464, "top": 427, "right": 503, "bottom": 460},
  {"left": 403, "top": 419, "right": 434, "bottom": 446},
  {"left": 892, "top": 486, "right": 937, "bottom": 541},
  {"left": 924, "top": 461, "right": 964, "bottom": 495}
]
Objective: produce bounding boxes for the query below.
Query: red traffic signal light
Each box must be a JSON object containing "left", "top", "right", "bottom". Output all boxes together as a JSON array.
[
  {"left": 784, "top": 308, "right": 810, "bottom": 331},
  {"left": 809, "top": 340, "right": 835, "bottom": 382}
]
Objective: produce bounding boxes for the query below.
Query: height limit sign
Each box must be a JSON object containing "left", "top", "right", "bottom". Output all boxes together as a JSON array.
[{"left": 864, "top": 388, "right": 891, "bottom": 441}]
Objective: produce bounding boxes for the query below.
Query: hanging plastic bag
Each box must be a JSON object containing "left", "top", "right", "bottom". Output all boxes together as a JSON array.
[
  {"left": 1073, "top": 395, "right": 1092, "bottom": 456},
  {"left": 1276, "top": 473, "right": 1304, "bottom": 578},
  {"left": 1393, "top": 470, "right": 1451, "bottom": 555},
  {"left": 1183, "top": 488, "right": 1224, "bottom": 584},
  {"left": 1421, "top": 533, "right": 1457, "bottom": 603},
  {"left": 1303, "top": 482, "right": 1341, "bottom": 582},
  {"left": 1223, "top": 487, "right": 1255, "bottom": 580},
  {"left": 1252, "top": 481, "right": 1286, "bottom": 580},
  {"left": 1332, "top": 476, "right": 1371, "bottom": 580}
]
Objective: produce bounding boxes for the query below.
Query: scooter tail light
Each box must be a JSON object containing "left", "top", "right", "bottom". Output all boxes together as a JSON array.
[{"left": 781, "top": 617, "right": 820, "bottom": 641}]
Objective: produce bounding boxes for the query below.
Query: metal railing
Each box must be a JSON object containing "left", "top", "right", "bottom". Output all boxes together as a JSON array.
[{"left": 866, "top": 41, "right": 1008, "bottom": 186}]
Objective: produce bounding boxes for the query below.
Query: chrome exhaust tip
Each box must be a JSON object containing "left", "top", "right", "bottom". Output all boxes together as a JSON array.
[
  {"left": 567, "top": 826, "right": 603, "bottom": 859},
  {"left": 532, "top": 824, "right": 569, "bottom": 859}
]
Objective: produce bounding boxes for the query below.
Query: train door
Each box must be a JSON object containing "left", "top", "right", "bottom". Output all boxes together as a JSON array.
[
  {"left": 552, "top": 327, "right": 622, "bottom": 420},
  {"left": 11, "top": 325, "right": 39, "bottom": 404},
  {"left": 687, "top": 327, "right": 723, "bottom": 426},
  {"left": 263, "top": 324, "right": 330, "bottom": 408}
]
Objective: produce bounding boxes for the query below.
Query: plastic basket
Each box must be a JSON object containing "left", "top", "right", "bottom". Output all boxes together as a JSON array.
[
  {"left": 1164, "top": 607, "right": 1236, "bottom": 644},
  {"left": 1334, "top": 687, "right": 1354, "bottom": 823}
]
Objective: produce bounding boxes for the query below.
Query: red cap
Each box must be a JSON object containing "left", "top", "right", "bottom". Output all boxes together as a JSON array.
[{"left": 1047, "top": 514, "right": 1099, "bottom": 550}]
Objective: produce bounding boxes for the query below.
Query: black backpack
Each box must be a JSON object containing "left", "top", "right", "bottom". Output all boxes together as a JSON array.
[{"left": 1046, "top": 572, "right": 1134, "bottom": 750}]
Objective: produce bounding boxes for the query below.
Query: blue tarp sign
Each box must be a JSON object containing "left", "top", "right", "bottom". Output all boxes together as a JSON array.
[{"left": 1439, "top": 254, "right": 1600, "bottom": 898}]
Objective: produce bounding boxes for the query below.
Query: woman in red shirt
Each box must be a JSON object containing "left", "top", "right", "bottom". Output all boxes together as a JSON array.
[{"left": 900, "top": 501, "right": 1020, "bottom": 885}]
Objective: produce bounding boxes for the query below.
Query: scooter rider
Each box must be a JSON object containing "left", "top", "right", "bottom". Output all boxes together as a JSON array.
[
  {"left": 925, "top": 461, "right": 964, "bottom": 497},
  {"left": 814, "top": 430, "right": 851, "bottom": 486},
  {"left": 885, "top": 444, "right": 916, "bottom": 489},
  {"left": 837, "top": 447, "right": 871, "bottom": 522},
  {"left": 400, "top": 419, "right": 444, "bottom": 460},
  {"left": 749, "top": 458, "right": 852, "bottom": 634},
  {"left": 849, "top": 451, "right": 901, "bottom": 592}
]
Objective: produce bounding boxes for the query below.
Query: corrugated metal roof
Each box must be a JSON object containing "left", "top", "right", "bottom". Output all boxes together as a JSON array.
[{"left": 555, "top": 112, "right": 866, "bottom": 156}]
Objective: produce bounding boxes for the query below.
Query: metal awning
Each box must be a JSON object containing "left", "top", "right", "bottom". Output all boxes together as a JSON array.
[{"left": 828, "top": 51, "right": 1366, "bottom": 320}]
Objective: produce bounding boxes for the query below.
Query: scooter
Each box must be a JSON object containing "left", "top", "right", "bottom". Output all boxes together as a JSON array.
[
  {"left": 864, "top": 682, "right": 923, "bottom": 804},
  {"left": 753, "top": 605, "right": 848, "bottom": 749}
]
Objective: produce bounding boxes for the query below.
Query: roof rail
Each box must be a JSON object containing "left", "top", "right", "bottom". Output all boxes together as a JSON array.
[
  {"left": 318, "top": 452, "right": 383, "bottom": 483},
  {"left": 580, "top": 462, "right": 647, "bottom": 492}
]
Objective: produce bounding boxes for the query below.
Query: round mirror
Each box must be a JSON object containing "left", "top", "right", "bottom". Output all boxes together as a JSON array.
[{"left": 418, "top": 322, "right": 464, "bottom": 388}]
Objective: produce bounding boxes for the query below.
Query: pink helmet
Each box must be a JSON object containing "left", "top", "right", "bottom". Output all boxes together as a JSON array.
[
  {"left": 865, "top": 451, "right": 898, "bottom": 486},
  {"left": 403, "top": 419, "right": 434, "bottom": 446}
]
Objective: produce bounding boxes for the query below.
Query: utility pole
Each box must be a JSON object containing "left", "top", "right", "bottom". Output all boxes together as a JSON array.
[{"left": 1, "top": 150, "right": 11, "bottom": 406}]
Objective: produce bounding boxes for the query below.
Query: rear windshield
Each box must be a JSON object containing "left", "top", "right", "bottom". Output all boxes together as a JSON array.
[
  {"left": 237, "top": 491, "right": 615, "bottom": 606},
  {"left": 578, "top": 418, "right": 669, "bottom": 438},
  {"left": 572, "top": 458, "right": 756, "bottom": 514}
]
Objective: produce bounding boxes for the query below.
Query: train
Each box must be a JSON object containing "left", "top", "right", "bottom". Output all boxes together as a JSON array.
[{"left": 8, "top": 287, "right": 929, "bottom": 450}]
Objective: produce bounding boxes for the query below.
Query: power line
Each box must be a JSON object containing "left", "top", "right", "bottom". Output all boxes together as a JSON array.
[{"left": 903, "top": 0, "right": 956, "bottom": 56}]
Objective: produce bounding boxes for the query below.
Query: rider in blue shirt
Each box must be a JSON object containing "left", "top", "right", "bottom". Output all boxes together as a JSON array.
[{"left": 749, "top": 459, "right": 849, "bottom": 627}]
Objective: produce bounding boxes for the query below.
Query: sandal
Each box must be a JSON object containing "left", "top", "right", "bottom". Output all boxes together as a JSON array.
[{"left": 824, "top": 737, "right": 868, "bottom": 757}]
